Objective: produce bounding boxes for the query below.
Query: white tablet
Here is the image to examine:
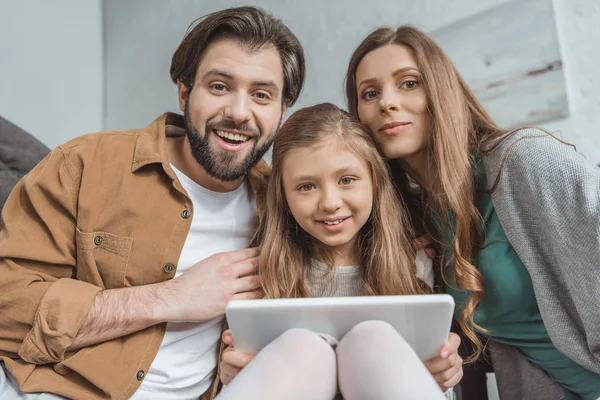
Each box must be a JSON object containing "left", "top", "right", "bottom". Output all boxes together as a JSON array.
[{"left": 226, "top": 294, "right": 455, "bottom": 361}]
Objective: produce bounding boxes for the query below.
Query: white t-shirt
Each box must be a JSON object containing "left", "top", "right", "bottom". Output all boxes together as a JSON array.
[{"left": 132, "top": 165, "right": 257, "bottom": 400}]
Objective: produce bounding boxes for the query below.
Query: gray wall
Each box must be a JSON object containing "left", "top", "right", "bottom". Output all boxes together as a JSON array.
[
  {"left": 3, "top": 0, "right": 598, "bottom": 163},
  {"left": 0, "top": 0, "right": 103, "bottom": 149},
  {"left": 102, "top": 0, "right": 512, "bottom": 127},
  {"left": 102, "top": 0, "right": 600, "bottom": 165}
]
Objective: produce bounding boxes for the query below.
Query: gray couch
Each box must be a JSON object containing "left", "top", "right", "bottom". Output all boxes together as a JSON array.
[{"left": 0, "top": 116, "right": 50, "bottom": 210}]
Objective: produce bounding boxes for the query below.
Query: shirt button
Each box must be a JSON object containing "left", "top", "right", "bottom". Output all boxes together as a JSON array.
[
  {"left": 137, "top": 370, "right": 145, "bottom": 380},
  {"left": 181, "top": 210, "right": 191, "bottom": 219},
  {"left": 163, "top": 263, "right": 174, "bottom": 273},
  {"left": 94, "top": 236, "right": 103, "bottom": 246}
]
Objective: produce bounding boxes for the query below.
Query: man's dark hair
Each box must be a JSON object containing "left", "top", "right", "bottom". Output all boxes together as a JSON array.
[{"left": 170, "top": 6, "right": 305, "bottom": 106}]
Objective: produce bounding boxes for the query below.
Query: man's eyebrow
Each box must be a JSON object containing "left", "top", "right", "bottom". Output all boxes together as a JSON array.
[
  {"left": 252, "top": 80, "right": 280, "bottom": 91},
  {"left": 201, "top": 69, "right": 234, "bottom": 80},
  {"left": 201, "top": 69, "right": 280, "bottom": 92}
]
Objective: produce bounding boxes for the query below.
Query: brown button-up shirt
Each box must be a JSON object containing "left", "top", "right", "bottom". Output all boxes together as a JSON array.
[{"left": 0, "top": 113, "right": 269, "bottom": 399}]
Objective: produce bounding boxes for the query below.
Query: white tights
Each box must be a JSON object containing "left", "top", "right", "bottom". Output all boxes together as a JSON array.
[{"left": 216, "top": 320, "right": 445, "bottom": 400}]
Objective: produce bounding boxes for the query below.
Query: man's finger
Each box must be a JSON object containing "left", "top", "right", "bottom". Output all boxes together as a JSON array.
[
  {"left": 232, "top": 256, "right": 260, "bottom": 278},
  {"left": 220, "top": 247, "right": 260, "bottom": 265},
  {"left": 235, "top": 274, "right": 261, "bottom": 293},
  {"left": 232, "top": 289, "right": 264, "bottom": 301}
]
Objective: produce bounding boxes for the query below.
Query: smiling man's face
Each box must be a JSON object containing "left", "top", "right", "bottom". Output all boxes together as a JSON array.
[{"left": 179, "top": 37, "right": 287, "bottom": 182}]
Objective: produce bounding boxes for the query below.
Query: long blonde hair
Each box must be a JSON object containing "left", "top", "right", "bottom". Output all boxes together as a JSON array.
[
  {"left": 346, "top": 26, "right": 507, "bottom": 362},
  {"left": 259, "top": 103, "right": 426, "bottom": 298}
]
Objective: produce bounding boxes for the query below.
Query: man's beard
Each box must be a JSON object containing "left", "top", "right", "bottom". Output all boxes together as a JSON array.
[{"left": 184, "top": 101, "right": 275, "bottom": 182}]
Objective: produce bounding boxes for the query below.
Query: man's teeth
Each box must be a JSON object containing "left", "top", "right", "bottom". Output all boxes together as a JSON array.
[
  {"left": 323, "top": 219, "right": 344, "bottom": 225},
  {"left": 216, "top": 130, "right": 249, "bottom": 142}
]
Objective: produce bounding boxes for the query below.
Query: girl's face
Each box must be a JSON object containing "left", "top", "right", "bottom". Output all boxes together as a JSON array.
[
  {"left": 281, "top": 137, "right": 373, "bottom": 265},
  {"left": 355, "top": 44, "right": 430, "bottom": 164}
]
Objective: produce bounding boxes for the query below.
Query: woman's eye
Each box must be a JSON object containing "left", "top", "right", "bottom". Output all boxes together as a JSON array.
[
  {"left": 340, "top": 177, "right": 355, "bottom": 185},
  {"left": 401, "top": 80, "right": 418, "bottom": 89},
  {"left": 362, "top": 90, "right": 378, "bottom": 100}
]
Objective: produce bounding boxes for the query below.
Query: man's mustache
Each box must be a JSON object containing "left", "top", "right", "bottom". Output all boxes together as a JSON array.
[{"left": 207, "top": 119, "right": 260, "bottom": 137}]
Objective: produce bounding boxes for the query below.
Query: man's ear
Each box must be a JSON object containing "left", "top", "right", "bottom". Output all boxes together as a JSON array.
[{"left": 177, "top": 80, "right": 190, "bottom": 112}]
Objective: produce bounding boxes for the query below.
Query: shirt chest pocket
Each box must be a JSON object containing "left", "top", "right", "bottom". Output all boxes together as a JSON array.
[{"left": 75, "top": 227, "right": 134, "bottom": 289}]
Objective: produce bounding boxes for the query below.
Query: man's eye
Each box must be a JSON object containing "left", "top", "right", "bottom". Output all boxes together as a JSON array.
[{"left": 254, "top": 92, "right": 270, "bottom": 100}]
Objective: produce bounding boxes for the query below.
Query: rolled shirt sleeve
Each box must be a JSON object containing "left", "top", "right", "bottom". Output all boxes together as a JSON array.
[{"left": 0, "top": 147, "right": 102, "bottom": 364}]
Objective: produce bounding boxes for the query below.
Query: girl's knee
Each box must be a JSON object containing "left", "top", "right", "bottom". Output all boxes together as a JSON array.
[
  {"left": 339, "top": 320, "right": 413, "bottom": 356},
  {"left": 345, "top": 320, "right": 402, "bottom": 342},
  {"left": 272, "top": 328, "right": 336, "bottom": 363}
]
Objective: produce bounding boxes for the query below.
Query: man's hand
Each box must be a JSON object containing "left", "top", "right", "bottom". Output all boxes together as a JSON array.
[
  {"left": 159, "top": 247, "right": 263, "bottom": 324},
  {"left": 423, "top": 332, "right": 463, "bottom": 392},
  {"left": 69, "top": 247, "right": 263, "bottom": 351},
  {"left": 220, "top": 329, "right": 255, "bottom": 385}
]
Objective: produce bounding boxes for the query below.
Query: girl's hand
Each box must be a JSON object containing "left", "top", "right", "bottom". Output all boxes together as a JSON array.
[
  {"left": 220, "top": 329, "right": 255, "bottom": 385},
  {"left": 423, "top": 332, "right": 463, "bottom": 392}
]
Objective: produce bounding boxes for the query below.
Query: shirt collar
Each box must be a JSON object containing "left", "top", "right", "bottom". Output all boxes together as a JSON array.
[{"left": 131, "top": 112, "right": 269, "bottom": 197}]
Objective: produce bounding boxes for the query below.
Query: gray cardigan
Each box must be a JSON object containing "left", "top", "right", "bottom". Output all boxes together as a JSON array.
[{"left": 482, "top": 128, "right": 600, "bottom": 375}]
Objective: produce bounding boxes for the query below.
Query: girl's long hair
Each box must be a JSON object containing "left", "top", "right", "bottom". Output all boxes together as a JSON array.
[
  {"left": 345, "top": 26, "right": 508, "bottom": 362},
  {"left": 258, "top": 103, "right": 426, "bottom": 299}
]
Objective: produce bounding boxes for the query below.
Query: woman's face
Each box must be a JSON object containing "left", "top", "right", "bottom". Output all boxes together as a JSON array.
[{"left": 355, "top": 44, "right": 430, "bottom": 163}]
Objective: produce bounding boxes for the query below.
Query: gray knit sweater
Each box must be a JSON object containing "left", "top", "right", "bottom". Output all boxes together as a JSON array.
[
  {"left": 306, "top": 260, "right": 362, "bottom": 297},
  {"left": 482, "top": 128, "right": 600, "bottom": 375},
  {"left": 305, "top": 250, "right": 434, "bottom": 298}
]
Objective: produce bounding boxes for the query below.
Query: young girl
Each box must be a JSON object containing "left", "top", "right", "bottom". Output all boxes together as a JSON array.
[
  {"left": 216, "top": 103, "right": 462, "bottom": 400},
  {"left": 345, "top": 25, "right": 600, "bottom": 399}
]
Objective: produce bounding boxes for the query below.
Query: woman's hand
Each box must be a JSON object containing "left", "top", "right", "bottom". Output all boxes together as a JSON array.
[
  {"left": 414, "top": 234, "right": 436, "bottom": 259},
  {"left": 219, "top": 329, "right": 255, "bottom": 385},
  {"left": 423, "top": 332, "right": 463, "bottom": 392}
]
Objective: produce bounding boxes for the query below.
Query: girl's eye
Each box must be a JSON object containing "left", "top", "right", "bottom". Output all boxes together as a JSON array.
[
  {"left": 340, "top": 177, "right": 355, "bottom": 185},
  {"left": 362, "top": 90, "right": 378, "bottom": 101},
  {"left": 298, "top": 184, "right": 315, "bottom": 192}
]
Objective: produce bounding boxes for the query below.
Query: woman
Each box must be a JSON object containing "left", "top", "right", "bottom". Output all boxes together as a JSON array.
[{"left": 345, "top": 25, "right": 600, "bottom": 399}]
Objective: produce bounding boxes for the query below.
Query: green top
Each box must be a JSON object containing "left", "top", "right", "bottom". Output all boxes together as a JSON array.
[{"left": 442, "top": 159, "right": 600, "bottom": 400}]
